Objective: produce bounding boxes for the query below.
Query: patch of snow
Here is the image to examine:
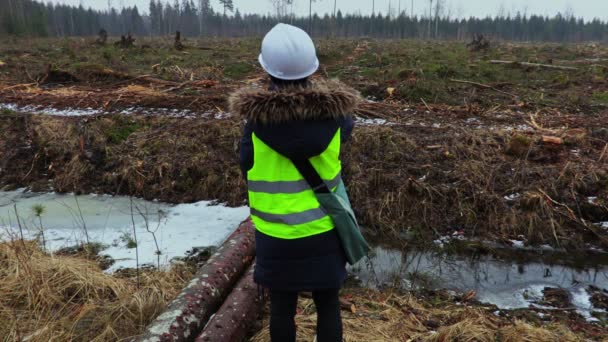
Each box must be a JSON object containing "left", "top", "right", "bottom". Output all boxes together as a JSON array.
[
  {"left": 355, "top": 117, "right": 396, "bottom": 126},
  {"left": 504, "top": 193, "right": 521, "bottom": 201},
  {"left": 1, "top": 102, "right": 102, "bottom": 116},
  {"left": 504, "top": 124, "right": 534, "bottom": 132},
  {"left": 510, "top": 240, "right": 525, "bottom": 248},
  {"left": 0, "top": 102, "right": 234, "bottom": 119},
  {"left": 465, "top": 117, "right": 480, "bottom": 124},
  {"left": 571, "top": 287, "right": 599, "bottom": 322}
]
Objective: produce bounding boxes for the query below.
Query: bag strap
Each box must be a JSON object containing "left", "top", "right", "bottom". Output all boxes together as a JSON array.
[{"left": 290, "top": 158, "right": 331, "bottom": 194}]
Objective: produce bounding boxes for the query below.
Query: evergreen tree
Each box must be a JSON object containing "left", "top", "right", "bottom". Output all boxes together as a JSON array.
[{"left": 219, "top": 0, "right": 234, "bottom": 16}]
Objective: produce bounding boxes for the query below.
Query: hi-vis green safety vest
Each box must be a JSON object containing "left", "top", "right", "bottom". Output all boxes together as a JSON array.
[{"left": 247, "top": 129, "right": 342, "bottom": 240}]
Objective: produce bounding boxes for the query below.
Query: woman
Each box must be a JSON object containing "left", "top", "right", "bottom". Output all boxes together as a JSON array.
[{"left": 230, "top": 23, "right": 361, "bottom": 342}]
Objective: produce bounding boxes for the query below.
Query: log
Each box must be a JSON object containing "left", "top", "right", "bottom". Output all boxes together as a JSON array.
[
  {"left": 489, "top": 60, "right": 578, "bottom": 71},
  {"left": 195, "top": 265, "right": 259, "bottom": 342},
  {"left": 135, "top": 219, "right": 256, "bottom": 342}
]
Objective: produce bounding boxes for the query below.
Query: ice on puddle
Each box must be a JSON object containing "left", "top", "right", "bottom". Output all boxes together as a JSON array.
[{"left": 0, "top": 190, "right": 249, "bottom": 272}]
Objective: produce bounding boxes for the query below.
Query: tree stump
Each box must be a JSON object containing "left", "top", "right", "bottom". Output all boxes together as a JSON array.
[
  {"left": 467, "top": 34, "right": 490, "bottom": 52},
  {"left": 95, "top": 29, "right": 108, "bottom": 45},
  {"left": 175, "top": 31, "right": 185, "bottom": 51}
]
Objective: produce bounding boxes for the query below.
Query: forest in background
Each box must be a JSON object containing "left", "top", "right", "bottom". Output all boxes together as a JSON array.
[{"left": 1, "top": 0, "right": 608, "bottom": 41}]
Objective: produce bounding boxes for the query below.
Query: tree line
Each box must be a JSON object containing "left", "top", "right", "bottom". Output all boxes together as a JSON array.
[{"left": 1, "top": 0, "right": 607, "bottom": 42}]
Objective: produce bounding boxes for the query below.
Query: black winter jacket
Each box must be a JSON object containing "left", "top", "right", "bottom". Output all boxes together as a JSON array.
[{"left": 230, "top": 79, "right": 360, "bottom": 291}]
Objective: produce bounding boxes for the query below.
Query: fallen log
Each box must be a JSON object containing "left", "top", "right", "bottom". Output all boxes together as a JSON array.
[
  {"left": 135, "top": 219, "right": 256, "bottom": 342},
  {"left": 489, "top": 60, "right": 578, "bottom": 71},
  {"left": 195, "top": 265, "right": 259, "bottom": 342}
]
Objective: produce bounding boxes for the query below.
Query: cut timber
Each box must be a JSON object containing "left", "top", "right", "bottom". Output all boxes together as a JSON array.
[
  {"left": 195, "top": 265, "right": 259, "bottom": 342},
  {"left": 542, "top": 136, "right": 563, "bottom": 145},
  {"left": 135, "top": 219, "right": 255, "bottom": 342},
  {"left": 490, "top": 60, "right": 578, "bottom": 71}
]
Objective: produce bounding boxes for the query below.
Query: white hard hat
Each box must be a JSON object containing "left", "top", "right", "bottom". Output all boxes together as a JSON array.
[{"left": 259, "top": 23, "right": 319, "bottom": 80}]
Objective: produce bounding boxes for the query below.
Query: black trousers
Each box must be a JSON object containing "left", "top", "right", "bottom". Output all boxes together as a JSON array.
[{"left": 270, "top": 289, "right": 342, "bottom": 342}]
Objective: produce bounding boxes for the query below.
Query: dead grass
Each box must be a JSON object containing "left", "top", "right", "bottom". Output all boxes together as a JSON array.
[
  {"left": 250, "top": 289, "right": 595, "bottom": 342},
  {"left": 345, "top": 119, "right": 608, "bottom": 248},
  {"left": 0, "top": 240, "right": 194, "bottom": 341}
]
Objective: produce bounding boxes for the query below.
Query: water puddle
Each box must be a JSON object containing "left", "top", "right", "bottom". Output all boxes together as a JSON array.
[
  {"left": 0, "top": 190, "right": 249, "bottom": 271},
  {"left": 352, "top": 246, "right": 608, "bottom": 320}
]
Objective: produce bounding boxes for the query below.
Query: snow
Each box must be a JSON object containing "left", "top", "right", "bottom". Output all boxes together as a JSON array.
[
  {"left": 355, "top": 117, "right": 397, "bottom": 126},
  {"left": 0, "top": 102, "right": 234, "bottom": 119},
  {"left": 571, "top": 287, "right": 599, "bottom": 322},
  {"left": 0, "top": 190, "right": 249, "bottom": 272},
  {"left": 504, "top": 193, "right": 521, "bottom": 201},
  {"left": 1, "top": 102, "right": 102, "bottom": 116},
  {"left": 509, "top": 240, "right": 525, "bottom": 248}
]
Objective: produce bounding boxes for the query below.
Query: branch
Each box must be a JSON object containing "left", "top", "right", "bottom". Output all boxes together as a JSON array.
[{"left": 490, "top": 60, "right": 578, "bottom": 71}]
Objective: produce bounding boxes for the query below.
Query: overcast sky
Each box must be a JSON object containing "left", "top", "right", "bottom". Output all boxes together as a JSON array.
[{"left": 49, "top": 0, "right": 608, "bottom": 21}]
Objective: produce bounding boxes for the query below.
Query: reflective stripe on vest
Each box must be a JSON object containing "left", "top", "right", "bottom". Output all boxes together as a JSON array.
[{"left": 247, "top": 129, "right": 342, "bottom": 240}]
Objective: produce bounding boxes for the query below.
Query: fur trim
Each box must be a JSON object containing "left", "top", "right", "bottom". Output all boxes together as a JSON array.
[{"left": 229, "top": 79, "right": 361, "bottom": 124}]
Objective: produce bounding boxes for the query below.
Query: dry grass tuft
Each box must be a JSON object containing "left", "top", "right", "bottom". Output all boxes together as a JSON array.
[
  {"left": 250, "top": 290, "right": 595, "bottom": 342},
  {"left": 500, "top": 321, "right": 583, "bottom": 342},
  {"left": 0, "top": 240, "right": 194, "bottom": 341}
]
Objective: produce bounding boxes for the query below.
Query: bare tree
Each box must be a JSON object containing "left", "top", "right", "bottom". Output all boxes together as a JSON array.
[
  {"left": 428, "top": 0, "right": 433, "bottom": 39},
  {"left": 308, "top": 0, "right": 321, "bottom": 33},
  {"left": 434, "top": 0, "right": 444, "bottom": 38},
  {"left": 199, "top": 0, "right": 212, "bottom": 36},
  {"left": 411, "top": 0, "right": 414, "bottom": 17},
  {"left": 333, "top": 0, "right": 337, "bottom": 17},
  {"left": 270, "top": 0, "right": 294, "bottom": 18},
  {"left": 219, "top": 0, "right": 234, "bottom": 16}
]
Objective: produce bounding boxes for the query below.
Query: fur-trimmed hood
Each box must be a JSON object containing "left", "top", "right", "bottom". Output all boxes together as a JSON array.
[{"left": 229, "top": 79, "right": 361, "bottom": 124}]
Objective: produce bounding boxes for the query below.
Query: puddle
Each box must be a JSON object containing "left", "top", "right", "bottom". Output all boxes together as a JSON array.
[
  {"left": 352, "top": 246, "right": 608, "bottom": 320},
  {"left": 0, "top": 102, "right": 233, "bottom": 119},
  {"left": 0, "top": 190, "right": 249, "bottom": 271}
]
